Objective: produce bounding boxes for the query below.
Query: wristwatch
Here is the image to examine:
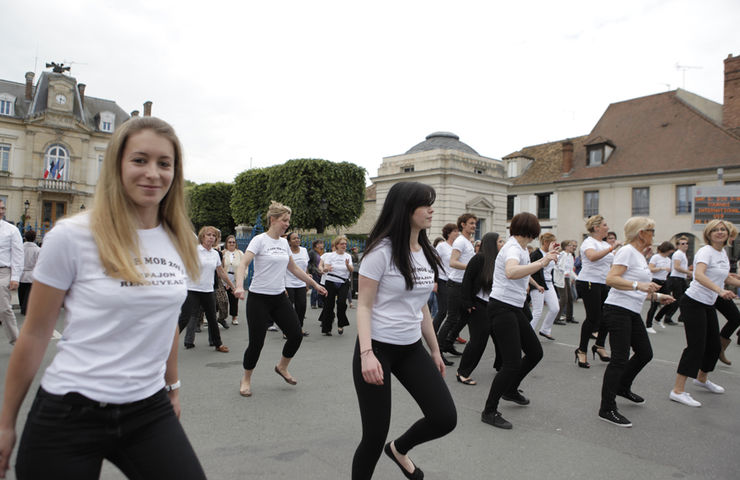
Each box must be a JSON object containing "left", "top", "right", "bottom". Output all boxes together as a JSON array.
[
  {"left": 632, "top": 281, "right": 638, "bottom": 291},
  {"left": 165, "top": 380, "right": 181, "bottom": 392}
]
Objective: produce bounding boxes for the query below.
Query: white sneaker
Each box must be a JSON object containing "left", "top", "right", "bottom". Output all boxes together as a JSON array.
[
  {"left": 267, "top": 325, "right": 279, "bottom": 332},
  {"left": 646, "top": 327, "right": 657, "bottom": 334},
  {"left": 659, "top": 320, "right": 666, "bottom": 329},
  {"left": 693, "top": 379, "right": 725, "bottom": 394},
  {"left": 669, "top": 390, "right": 701, "bottom": 407}
]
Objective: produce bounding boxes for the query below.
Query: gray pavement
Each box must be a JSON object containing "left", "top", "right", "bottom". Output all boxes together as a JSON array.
[{"left": 1, "top": 297, "right": 739, "bottom": 479}]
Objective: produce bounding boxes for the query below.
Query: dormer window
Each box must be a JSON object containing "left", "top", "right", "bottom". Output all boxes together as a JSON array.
[
  {"left": 0, "top": 94, "right": 15, "bottom": 116},
  {"left": 99, "top": 111, "right": 115, "bottom": 133},
  {"left": 587, "top": 146, "right": 604, "bottom": 166},
  {"left": 402, "top": 165, "right": 414, "bottom": 173},
  {"left": 585, "top": 138, "right": 615, "bottom": 166}
]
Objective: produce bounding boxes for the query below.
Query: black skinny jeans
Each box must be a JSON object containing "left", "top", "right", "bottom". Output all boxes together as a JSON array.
[
  {"left": 458, "top": 298, "right": 494, "bottom": 378},
  {"left": 716, "top": 296, "right": 740, "bottom": 339},
  {"left": 226, "top": 289, "right": 239, "bottom": 317},
  {"left": 286, "top": 286, "right": 307, "bottom": 328},
  {"left": 576, "top": 280, "right": 609, "bottom": 352},
  {"left": 676, "top": 295, "right": 721, "bottom": 378},
  {"left": 645, "top": 279, "right": 669, "bottom": 327},
  {"left": 16, "top": 388, "right": 206, "bottom": 480},
  {"left": 432, "top": 279, "right": 448, "bottom": 333},
  {"left": 177, "top": 290, "right": 222, "bottom": 348},
  {"left": 351, "top": 339, "right": 457, "bottom": 480},
  {"left": 243, "top": 291, "right": 303, "bottom": 370},
  {"left": 600, "top": 305, "right": 653, "bottom": 411},
  {"left": 484, "top": 299, "right": 543, "bottom": 414},
  {"left": 437, "top": 281, "right": 465, "bottom": 349},
  {"left": 18, "top": 282, "right": 32, "bottom": 315},
  {"left": 320, "top": 280, "right": 349, "bottom": 333},
  {"left": 657, "top": 276, "right": 687, "bottom": 321}
]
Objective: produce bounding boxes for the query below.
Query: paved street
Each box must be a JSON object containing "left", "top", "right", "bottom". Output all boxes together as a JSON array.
[{"left": 1, "top": 297, "right": 739, "bottom": 479}]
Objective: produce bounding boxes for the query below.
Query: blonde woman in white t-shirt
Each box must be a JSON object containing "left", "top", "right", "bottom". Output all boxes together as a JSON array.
[
  {"left": 352, "top": 182, "right": 455, "bottom": 479},
  {"left": 233, "top": 202, "right": 326, "bottom": 397},
  {"left": 0, "top": 117, "right": 206, "bottom": 478},
  {"left": 222, "top": 235, "right": 244, "bottom": 325},
  {"left": 318, "top": 235, "right": 353, "bottom": 335}
]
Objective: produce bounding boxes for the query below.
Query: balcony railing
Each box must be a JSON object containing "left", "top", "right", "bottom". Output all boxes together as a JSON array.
[{"left": 38, "top": 178, "right": 72, "bottom": 191}]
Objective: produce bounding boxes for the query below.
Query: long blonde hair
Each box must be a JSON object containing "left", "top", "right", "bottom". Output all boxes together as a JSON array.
[{"left": 90, "top": 117, "right": 199, "bottom": 282}]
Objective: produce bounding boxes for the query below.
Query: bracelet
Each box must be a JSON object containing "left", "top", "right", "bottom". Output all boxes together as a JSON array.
[
  {"left": 360, "top": 349, "right": 373, "bottom": 357},
  {"left": 165, "top": 380, "right": 181, "bottom": 392},
  {"left": 655, "top": 293, "right": 662, "bottom": 302}
]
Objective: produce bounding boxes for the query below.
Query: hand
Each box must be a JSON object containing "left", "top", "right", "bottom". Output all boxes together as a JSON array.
[
  {"left": 720, "top": 289, "right": 737, "bottom": 300},
  {"left": 234, "top": 287, "right": 246, "bottom": 300},
  {"left": 0, "top": 427, "right": 16, "bottom": 478},
  {"left": 659, "top": 294, "right": 675, "bottom": 305},
  {"left": 317, "top": 285, "right": 328, "bottom": 296},
  {"left": 345, "top": 258, "right": 350, "bottom": 267},
  {"left": 325, "top": 264, "right": 333, "bottom": 272},
  {"left": 8, "top": 281, "right": 17, "bottom": 291},
  {"left": 638, "top": 282, "right": 660, "bottom": 294},
  {"left": 167, "top": 391, "right": 181, "bottom": 419},
  {"left": 431, "top": 351, "right": 446, "bottom": 376},
  {"left": 536, "top": 284, "right": 545, "bottom": 293},
  {"left": 361, "top": 352, "right": 384, "bottom": 385},
  {"left": 544, "top": 251, "right": 559, "bottom": 264}
]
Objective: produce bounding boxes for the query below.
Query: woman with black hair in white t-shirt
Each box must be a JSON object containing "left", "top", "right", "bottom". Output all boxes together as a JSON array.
[
  {"left": 352, "top": 181, "right": 456, "bottom": 479},
  {"left": 599, "top": 217, "right": 674, "bottom": 427},
  {"left": 233, "top": 202, "right": 327, "bottom": 397},
  {"left": 480, "top": 212, "right": 558, "bottom": 430},
  {"left": 285, "top": 232, "right": 310, "bottom": 337}
]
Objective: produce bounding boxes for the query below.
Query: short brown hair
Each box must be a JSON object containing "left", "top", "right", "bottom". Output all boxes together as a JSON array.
[
  {"left": 442, "top": 223, "right": 458, "bottom": 240},
  {"left": 539, "top": 232, "right": 556, "bottom": 248},
  {"left": 457, "top": 213, "right": 477, "bottom": 231},
  {"left": 657, "top": 241, "right": 675, "bottom": 253},
  {"left": 509, "top": 212, "right": 540, "bottom": 239}
]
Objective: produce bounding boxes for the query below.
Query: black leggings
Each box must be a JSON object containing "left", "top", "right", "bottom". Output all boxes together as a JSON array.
[
  {"left": 320, "top": 280, "right": 349, "bottom": 333},
  {"left": 432, "top": 279, "right": 448, "bottom": 333},
  {"left": 716, "top": 296, "right": 740, "bottom": 340},
  {"left": 677, "top": 295, "right": 720, "bottom": 378},
  {"left": 351, "top": 339, "right": 457, "bottom": 480},
  {"left": 600, "top": 305, "right": 653, "bottom": 411},
  {"left": 437, "top": 281, "right": 465, "bottom": 350},
  {"left": 576, "top": 280, "right": 609, "bottom": 352},
  {"left": 177, "top": 290, "right": 222, "bottom": 348},
  {"left": 286, "top": 286, "right": 307, "bottom": 328},
  {"left": 243, "top": 291, "right": 303, "bottom": 370},
  {"left": 458, "top": 298, "right": 494, "bottom": 378},
  {"left": 645, "top": 279, "right": 669, "bottom": 327},
  {"left": 657, "top": 276, "right": 687, "bottom": 320},
  {"left": 16, "top": 388, "right": 206, "bottom": 480},
  {"left": 484, "top": 299, "right": 543, "bottom": 414},
  {"left": 226, "top": 289, "right": 239, "bottom": 317}
]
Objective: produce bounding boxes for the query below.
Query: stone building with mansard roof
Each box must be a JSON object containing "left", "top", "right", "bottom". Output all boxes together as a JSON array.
[{"left": 0, "top": 65, "right": 151, "bottom": 234}]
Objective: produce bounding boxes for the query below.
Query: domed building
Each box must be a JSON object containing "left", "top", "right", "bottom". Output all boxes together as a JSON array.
[{"left": 365, "top": 131, "right": 509, "bottom": 238}]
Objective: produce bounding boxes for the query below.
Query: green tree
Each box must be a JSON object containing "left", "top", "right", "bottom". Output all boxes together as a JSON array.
[
  {"left": 188, "top": 182, "right": 236, "bottom": 236},
  {"left": 231, "top": 159, "right": 366, "bottom": 233}
]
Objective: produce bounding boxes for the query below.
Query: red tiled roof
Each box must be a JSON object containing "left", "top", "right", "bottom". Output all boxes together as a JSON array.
[{"left": 509, "top": 136, "right": 588, "bottom": 185}]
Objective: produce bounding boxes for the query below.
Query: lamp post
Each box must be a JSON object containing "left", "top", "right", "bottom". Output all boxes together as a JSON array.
[
  {"left": 22, "top": 200, "right": 30, "bottom": 231},
  {"left": 319, "top": 198, "right": 328, "bottom": 234}
]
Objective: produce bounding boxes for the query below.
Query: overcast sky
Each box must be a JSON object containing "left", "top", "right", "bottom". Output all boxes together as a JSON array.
[{"left": 2, "top": 0, "right": 738, "bottom": 185}]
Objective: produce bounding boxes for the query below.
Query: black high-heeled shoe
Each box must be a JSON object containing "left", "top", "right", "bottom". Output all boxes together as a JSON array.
[
  {"left": 592, "top": 345, "right": 611, "bottom": 362},
  {"left": 574, "top": 349, "right": 590, "bottom": 368}
]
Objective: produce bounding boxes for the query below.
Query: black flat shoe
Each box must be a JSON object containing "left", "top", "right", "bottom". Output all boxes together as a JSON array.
[
  {"left": 384, "top": 442, "right": 423, "bottom": 479},
  {"left": 456, "top": 374, "right": 477, "bottom": 385},
  {"left": 592, "top": 345, "right": 611, "bottom": 362},
  {"left": 566, "top": 319, "right": 579, "bottom": 324},
  {"left": 538, "top": 332, "right": 555, "bottom": 341},
  {"left": 322, "top": 332, "right": 332, "bottom": 336},
  {"left": 218, "top": 319, "right": 230, "bottom": 329},
  {"left": 441, "top": 354, "right": 454, "bottom": 366},
  {"left": 553, "top": 319, "right": 567, "bottom": 326},
  {"left": 502, "top": 389, "right": 530, "bottom": 405},
  {"left": 481, "top": 410, "right": 512, "bottom": 429},
  {"left": 184, "top": 343, "right": 195, "bottom": 349},
  {"left": 445, "top": 346, "right": 463, "bottom": 356},
  {"left": 616, "top": 389, "right": 645, "bottom": 404}
]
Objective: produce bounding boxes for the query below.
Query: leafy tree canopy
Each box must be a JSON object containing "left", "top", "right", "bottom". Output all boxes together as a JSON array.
[{"left": 188, "top": 182, "right": 236, "bottom": 237}]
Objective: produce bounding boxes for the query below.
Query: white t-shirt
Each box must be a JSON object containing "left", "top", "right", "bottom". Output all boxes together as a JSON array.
[
  {"left": 490, "top": 237, "right": 530, "bottom": 308},
  {"left": 359, "top": 239, "right": 435, "bottom": 345},
  {"left": 247, "top": 233, "right": 290, "bottom": 295},
  {"left": 554, "top": 251, "right": 574, "bottom": 288},
  {"left": 604, "top": 245, "right": 652, "bottom": 314},
  {"left": 285, "top": 247, "right": 309, "bottom": 288},
  {"left": 685, "top": 245, "right": 730, "bottom": 305},
  {"left": 34, "top": 214, "right": 188, "bottom": 403},
  {"left": 577, "top": 236, "right": 613, "bottom": 283},
  {"left": 539, "top": 249, "right": 555, "bottom": 283},
  {"left": 435, "top": 242, "right": 452, "bottom": 281},
  {"left": 187, "top": 244, "right": 221, "bottom": 292},
  {"left": 323, "top": 251, "right": 353, "bottom": 283},
  {"left": 448, "top": 235, "right": 475, "bottom": 283},
  {"left": 670, "top": 250, "right": 689, "bottom": 279},
  {"left": 649, "top": 254, "right": 671, "bottom": 281}
]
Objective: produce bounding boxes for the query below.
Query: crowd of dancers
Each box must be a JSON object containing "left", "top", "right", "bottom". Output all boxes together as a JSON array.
[{"left": 0, "top": 116, "right": 737, "bottom": 479}]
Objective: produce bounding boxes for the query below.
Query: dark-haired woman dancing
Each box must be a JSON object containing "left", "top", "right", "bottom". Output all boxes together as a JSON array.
[{"left": 352, "top": 181, "right": 456, "bottom": 479}]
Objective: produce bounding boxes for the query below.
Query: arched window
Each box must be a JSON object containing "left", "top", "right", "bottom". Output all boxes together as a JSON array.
[{"left": 44, "top": 144, "right": 70, "bottom": 180}]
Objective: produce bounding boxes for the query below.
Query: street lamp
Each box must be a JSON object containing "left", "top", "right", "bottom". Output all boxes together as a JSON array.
[
  {"left": 80, "top": 204, "right": 86, "bottom": 211},
  {"left": 22, "top": 200, "right": 30, "bottom": 230},
  {"left": 319, "top": 198, "right": 328, "bottom": 234}
]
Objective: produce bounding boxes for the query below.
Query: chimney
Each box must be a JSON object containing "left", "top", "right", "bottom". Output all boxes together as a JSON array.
[
  {"left": 561, "top": 140, "right": 574, "bottom": 175},
  {"left": 724, "top": 54, "right": 740, "bottom": 132},
  {"left": 77, "top": 83, "right": 86, "bottom": 107},
  {"left": 25, "top": 72, "right": 34, "bottom": 100},
  {"left": 143, "top": 101, "right": 152, "bottom": 117},
  {"left": 130, "top": 110, "right": 140, "bottom": 117}
]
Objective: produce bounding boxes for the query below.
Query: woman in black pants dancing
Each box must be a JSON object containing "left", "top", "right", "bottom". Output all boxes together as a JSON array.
[
  {"left": 353, "top": 181, "right": 456, "bottom": 479},
  {"left": 455, "top": 232, "right": 502, "bottom": 385},
  {"left": 575, "top": 215, "right": 618, "bottom": 368},
  {"left": 481, "top": 213, "right": 558, "bottom": 430},
  {"left": 717, "top": 223, "right": 740, "bottom": 365}
]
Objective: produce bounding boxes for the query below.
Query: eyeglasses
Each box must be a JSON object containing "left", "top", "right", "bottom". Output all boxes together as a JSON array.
[{"left": 710, "top": 228, "right": 728, "bottom": 233}]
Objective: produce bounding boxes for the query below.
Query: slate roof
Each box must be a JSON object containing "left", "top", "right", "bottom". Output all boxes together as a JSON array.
[
  {"left": 505, "top": 89, "right": 740, "bottom": 185},
  {"left": 406, "top": 132, "right": 480, "bottom": 156}
]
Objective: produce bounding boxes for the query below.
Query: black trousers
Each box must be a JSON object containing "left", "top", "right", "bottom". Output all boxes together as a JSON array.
[
  {"left": 576, "top": 280, "right": 609, "bottom": 352},
  {"left": 483, "top": 299, "right": 543, "bottom": 414},
  {"left": 645, "top": 279, "right": 669, "bottom": 327},
  {"left": 243, "top": 291, "right": 303, "bottom": 370},
  {"left": 226, "top": 289, "right": 239, "bottom": 317},
  {"left": 437, "top": 281, "right": 466, "bottom": 350},
  {"left": 676, "top": 295, "right": 720, "bottom": 378},
  {"left": 16, "top": 388, "right": 206, "bottom": 480},
  {"left": 458, "top": 298, "right": 494, "bottom": 378},
  {"left": 286, "top": 286, "right": 307, "bottom": 328},
  {"left": 432, "top": 279, "right": 448, "bottom": 333},
  {"left": 657, "top": 276, "right": 687, "bottom": 320},
  {"left": 319, "top": 280, "right": 349, "bottom": 333},
  {"left": 716, "top": 296, "right": 740, "bottom": 339},
  {"left": 556, "top": 278, "right": 573, "bottom": 321},
  {"left": 351, "top": 339, "right": 457, "bottom": 480},
  {"left": 18, "top": 281, "right": 32, "bottom": 315},
  {"left": 600, "top": 305, "right": 653, "bottom": 411},
  {"left": 177, "top": 290, "right": 222, "bottom": 348}
]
